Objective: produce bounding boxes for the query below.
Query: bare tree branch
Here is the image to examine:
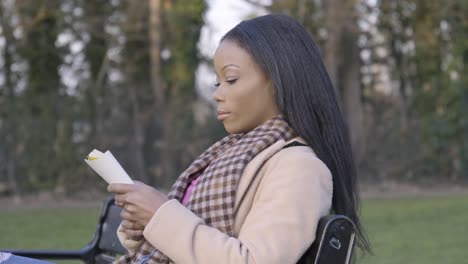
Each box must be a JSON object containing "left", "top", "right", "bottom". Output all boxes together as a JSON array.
[{"left": 243, "top": 0, "right": 270, "bottom": 8}]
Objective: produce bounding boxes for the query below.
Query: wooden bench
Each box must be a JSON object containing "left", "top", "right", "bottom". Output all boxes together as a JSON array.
[{"left": 5, "top": 197, "right": 356, "bottom": 264}]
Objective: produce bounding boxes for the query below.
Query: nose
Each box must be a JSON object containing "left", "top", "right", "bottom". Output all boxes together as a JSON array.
[{"left": 212, "top": 85, "right": 224, "bottom": 103}]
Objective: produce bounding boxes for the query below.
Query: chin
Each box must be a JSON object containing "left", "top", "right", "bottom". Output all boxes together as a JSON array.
[
  {"left": 224, "top": 123, "right": 251, "bottom": 135},
  {"left": 223, "top": 123, "right": 239, "bottom": 134},
  {"left": 224, "top": 126, "right": 240, "bottom": 135}
]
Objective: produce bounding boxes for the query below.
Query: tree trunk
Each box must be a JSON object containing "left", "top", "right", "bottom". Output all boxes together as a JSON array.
[
  {"left": 0, "top": 2, "right": 21, "bottom": 202},
  {"left": 296, "top": 0, "right": 307, "bottom": 23},
  {"left": 322, "top": 0, "right": 341, "bottom": 100},
  {"left": 129, "top": 83, "right": 149, "bottom": 182},
  {"left": 149, "top": 0, "right": 164, "bottom": 108},
  {"left": 323, "top": 0, "right": 366, "bottom": 164},
  {"left": 341, "top": 23, "right": 366, "bottom": 164},
  {"left": 148, "top": 0, "right": 174, "bottom": 184},
  {"left": 83, "top": 0, "right": 109, "bottom": 148},
  {"left": 116, "top": 0, "right": 151, "bottom": 183}
]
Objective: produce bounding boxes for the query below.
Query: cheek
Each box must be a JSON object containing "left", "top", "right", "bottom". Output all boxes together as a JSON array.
[
  {"left": 220, "top": 97, "right": 250, "bottom": 133},
  {"left": 233, "top": 88, "right": 260, "bottom": 116},
  {"left": 235, "top": 82, "right": 272, "bottom": 114},
  {"left": 227, "top": 95, "right": 266, "bottom": 133},
  {"left": 222, "top": 75, "right": 276, "bottom": 134}
]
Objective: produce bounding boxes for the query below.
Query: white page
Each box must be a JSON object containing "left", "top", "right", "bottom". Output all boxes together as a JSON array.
[{"left": 84, "top": 149, "right": 134, "bottom": 184}]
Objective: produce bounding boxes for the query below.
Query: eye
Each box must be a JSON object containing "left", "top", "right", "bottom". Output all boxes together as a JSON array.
[
  {"left": 226, "top": 79, "right": 237, "bottom": 85},
  {"left": 214, "top": 82, "right": 220, "bottom": 87}
]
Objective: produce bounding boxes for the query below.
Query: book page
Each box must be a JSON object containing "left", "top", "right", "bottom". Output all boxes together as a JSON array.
[{"left": 84, "top": 149, "right": 134, "bottom": 184}]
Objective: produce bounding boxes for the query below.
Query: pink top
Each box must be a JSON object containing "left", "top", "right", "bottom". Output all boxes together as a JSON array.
[{"left": 181, "top": 176, "right": 201, "bottom": 205}]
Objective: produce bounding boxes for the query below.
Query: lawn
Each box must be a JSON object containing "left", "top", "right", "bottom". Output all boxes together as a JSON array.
[
  {"left": 0, "top": 206, "right": 100, "bottom": 264},
  {"left": 1, "top": 195, "right": 467, "bottom": 263},
  {"left": 359, "top": 195, "right": 468, "bottom": 264}
]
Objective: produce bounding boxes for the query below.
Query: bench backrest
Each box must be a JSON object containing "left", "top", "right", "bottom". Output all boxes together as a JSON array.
[
  {"left": 97, "top": 199, "right": 127, "bottom": 254},
  {"left": 97, "top": 199, "right": 356, "bottom": 264},
  {"left": 92, "top": 197, "right": 127, "bottom": 263},
  {"left": 298, "top": 215, "right": 356, "bottom": 264},
  {"left": 3, "top": 198, "right": 356, "bottom": 264}
]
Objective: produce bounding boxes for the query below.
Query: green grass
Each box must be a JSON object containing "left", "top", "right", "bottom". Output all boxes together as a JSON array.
[
  {"left": 0, "top": 207, "right": 100, "bottom": 264},
  {"left": 359, "top": 195, "right": 468, "bottom": 264},
  {"left": 1, "top": 195, "right": 467, "bottom": 263}
]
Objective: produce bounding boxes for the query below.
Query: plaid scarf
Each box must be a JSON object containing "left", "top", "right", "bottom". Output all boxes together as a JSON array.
[{"left": 116, "top": 116, "right": 295, "bottom": 264}]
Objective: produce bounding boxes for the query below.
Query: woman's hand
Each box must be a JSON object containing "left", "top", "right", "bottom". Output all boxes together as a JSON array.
[
  {"left": 108, "top": 181, "right": 169, "bottom": 228},
  {"left": 120, "top": 219, "right": 144, "bottom": 240}
]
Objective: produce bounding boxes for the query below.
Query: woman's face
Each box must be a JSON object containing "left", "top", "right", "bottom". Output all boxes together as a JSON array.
[{"left": 212, "top": 40, "right": 279, "bottom": 134}]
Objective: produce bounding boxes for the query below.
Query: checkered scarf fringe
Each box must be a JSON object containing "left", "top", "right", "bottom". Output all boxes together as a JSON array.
[{"left": 115, "top": 116, "right": 295, "bottom": 264}]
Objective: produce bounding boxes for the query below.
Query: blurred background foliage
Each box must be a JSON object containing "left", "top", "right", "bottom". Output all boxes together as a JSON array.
[{"left": 0, "top": 0, "right": 466, "bottom": 198}]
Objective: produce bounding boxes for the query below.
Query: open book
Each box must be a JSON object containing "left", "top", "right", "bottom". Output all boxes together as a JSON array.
[{"left": 84, "top": 149, "right": 134, "bottom": 184}]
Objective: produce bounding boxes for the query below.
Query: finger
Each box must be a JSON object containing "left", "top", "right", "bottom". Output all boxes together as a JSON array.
[
  {"left": 124, "top": 203, "right": 133, "bottom": 212},
  {"left": 122, "top": 220, "right": 144, "bottom": 230},
  {"left": 114, "top": 194, "right": 127, "bottom": 205},
  {"left": 125, "top": 229, "right": 144, "bottom": 240},
  {"left": 121, "top": 220, "right": 133, "bottom": 229},
  {"left": 108, "top": 183, "right": 135, "bottom": 194},
  {"left": 120, "top": 209, "right": 135, "bottom": 222}
]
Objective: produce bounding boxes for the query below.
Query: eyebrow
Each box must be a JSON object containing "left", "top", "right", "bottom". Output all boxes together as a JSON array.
[{"left": 222, "top": 64, "right": 240, "bottom": 70}]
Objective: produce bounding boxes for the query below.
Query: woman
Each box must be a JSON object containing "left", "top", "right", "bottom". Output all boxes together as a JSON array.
[{"left": 108, "top": 14, "right": 370, "bottom": 264}]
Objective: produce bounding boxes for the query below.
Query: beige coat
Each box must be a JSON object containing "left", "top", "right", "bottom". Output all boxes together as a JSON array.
[{"left": 117, "top": 137, "right": 333, "bottom": 264}]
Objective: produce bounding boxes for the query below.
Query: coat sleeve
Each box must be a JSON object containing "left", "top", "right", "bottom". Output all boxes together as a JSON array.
[{"left": 142, "top": 147, "right": 333, "bottom": 264}]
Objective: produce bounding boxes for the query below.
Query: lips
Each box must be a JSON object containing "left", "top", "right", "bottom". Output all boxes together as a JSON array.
[{"left": 217, "top": 110, "right": 230, "bottom": 121}]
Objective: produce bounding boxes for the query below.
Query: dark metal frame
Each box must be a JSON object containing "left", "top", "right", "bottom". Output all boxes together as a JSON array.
[
  {"left": 3, "top": 198, "right": 356, "bottom": 264},
  {"left": 4, "top": 197, "right": 126, "bottom": 264}
]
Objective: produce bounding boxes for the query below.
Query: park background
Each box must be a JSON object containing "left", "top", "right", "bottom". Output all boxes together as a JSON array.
[{"left": 0, "top": 0, "right": 467, "bottom": 263}]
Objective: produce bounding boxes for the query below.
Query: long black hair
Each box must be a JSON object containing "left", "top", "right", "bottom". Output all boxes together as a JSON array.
[{"left": 222, "top": 14, "right": 371, "bottom": 256}]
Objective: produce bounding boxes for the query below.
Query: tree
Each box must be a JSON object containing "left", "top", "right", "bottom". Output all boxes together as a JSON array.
[
  {"left": 0, "top": 0, "right": 20, "bottom": 200},
  {"left": 14, "top": 0, "right": 63, "bottom": 190},
  {"left": 269, "top": 0, "right": 367, "bottom": 164},
  {"left": 120, "top": 0, "right": 207, "bottom": 187}
]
